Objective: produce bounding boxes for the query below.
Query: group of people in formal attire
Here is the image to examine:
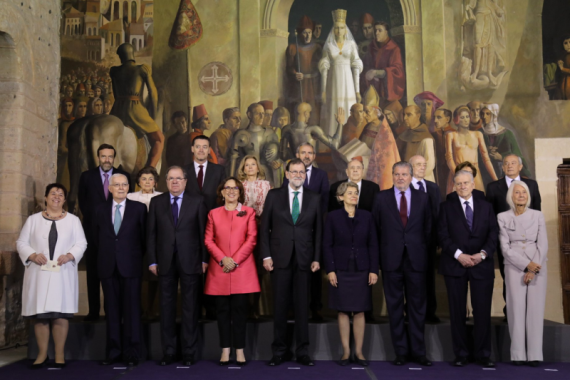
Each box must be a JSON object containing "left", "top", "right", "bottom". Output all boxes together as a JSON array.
[{"left": 17, "top": 132, "right": 547, "bottom": 369}]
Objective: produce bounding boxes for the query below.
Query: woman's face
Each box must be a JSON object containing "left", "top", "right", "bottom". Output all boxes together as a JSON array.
[
  {"left": 244, "top": 158, "right": 259, "bottom": 177},
  {"left": 333, "top": 22, "right": 346, "bottom": 41},
  {"left": 512, "top": 184, "right": 528, "bottom": 206},
  {"left": 222, "top": 179, "right": 239, "bottom": 204},
  {"left": 278, "top": 116, "right": 289, "bottom": 128},
  {"left": 339, "top": 187, "right": 359, "bottom": 206},
  {"left": 458, "top": 110, "right": 470, "bottom": 128},
  {"left": 139, "top": 173, "right": 156, "bottom": 193},
  {"left": 93, "top": 99, "right": 103, "bottom": 115},
  {"left": 481, "top": 108, "right": 493, "bottom": 125},
  {"left": 46, "top": 187, "right": 66, "bottom": 210},
  {"left": 564, "top": 38, "right": 570, "bottom": 53},
  {"left": 375, "top": 25, "right": 389, "bottom": 43}
]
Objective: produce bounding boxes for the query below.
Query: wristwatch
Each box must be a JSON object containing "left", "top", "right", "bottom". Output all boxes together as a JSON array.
[{"left": 480, "top": 252, "right": 486, "bottom": 260}]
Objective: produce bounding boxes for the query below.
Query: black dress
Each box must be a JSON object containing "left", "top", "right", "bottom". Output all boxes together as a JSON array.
[{"left": 328, "top": 217, "right": 372, "bottom": 314}]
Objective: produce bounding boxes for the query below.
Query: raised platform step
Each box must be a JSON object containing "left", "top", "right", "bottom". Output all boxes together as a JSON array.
[{"left": 28, "top": 317, "right": 570, "bottom": 362}]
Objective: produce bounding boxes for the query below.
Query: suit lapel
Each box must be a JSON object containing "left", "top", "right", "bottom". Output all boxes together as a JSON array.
[
  {"left": 94, "top": 168, "right": 107, "bottom": 201},
  {"left": 282, "top": 187, "right": 295, "bottom": 225},
  {"left": 454, "top": 196, "right": 471, "bottom": 233},
  {"left": 471, "top": 197, "right": 481, "bottom": 233},
  {"left": 388, "top": 187, "right": 404, "bottom": 227},
  {"left": 177, "top": 192, "right": 193, "bottom": 226},
  {"left": 498, "top": 177, "right": 508, "bottom": 196},
  {"left": 295, "top": 190, "right": 311, "bottom": 224},
  {"left": 186, "top": 164, "right": 200, "bottom": 193},
  {"left": 203, "top": 164, "right": 214, "bottom": 192},
  {"left": 116, "top": 200, "right": 132, "bottom": 236},
  {"left": 407, "top": 188, "right": 420, "bottom": 227},
  {"left": 105, "top": 203, "right": 115, "bottom": 234},
  {"left": 165, "top": 194, "right": 175, "bottom": 228}
]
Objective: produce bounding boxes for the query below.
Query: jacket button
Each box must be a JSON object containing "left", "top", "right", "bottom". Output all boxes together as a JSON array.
[{"left": 116, "top": 239, "right": 118, "bottom": 241}]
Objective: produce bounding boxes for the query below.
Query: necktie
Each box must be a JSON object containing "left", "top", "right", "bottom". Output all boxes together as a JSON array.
[
  {"left": 418, "top": 181, "right": 425, "bottom": 193},
  {"left": 103, "top": 173, "right": 109, "bottom": 199},
  {"left": 292, "top": 191, "right": 300, "bottom": 224},
  {"left": 399, "top": 191, "right": 408, "bottom": 227},
  {"left": 114, "top": 204, "right": 122, "bottom": 235},
  {"left": 306, "top": 168, "right": 310, "bottom": 186},
  {"left": 464, "top": 201, "right": 473, "bottom": 231},
  {"left": 197, "top": 165, "right": 204, "bottom": 191},
  {"left": 172, "top": 196, "right": 180, "bottom": 226}
]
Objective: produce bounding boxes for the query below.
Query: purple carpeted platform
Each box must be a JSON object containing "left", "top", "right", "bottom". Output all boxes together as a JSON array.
[{"left": 1, "top": 360, "right": 570, "bottom": 380}]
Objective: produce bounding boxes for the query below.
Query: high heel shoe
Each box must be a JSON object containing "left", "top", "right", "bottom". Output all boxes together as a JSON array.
[
  {"left": 219, "top": 360, "right": 230, "bottom": 366},
  {"left": 236, "top": 360, "right": 247, "bottom": 366},
  {"left": 31, "top": 356, "right": 49, "bottom": 369},
  {"left": 355, "top": 357, "right": 369, "bottom": 367},
  {"left": 338, "top": 356, "right": 350, "bottom": 366},
  {"left": 54, "top": 362, "right": 66, "bottom": 369}
]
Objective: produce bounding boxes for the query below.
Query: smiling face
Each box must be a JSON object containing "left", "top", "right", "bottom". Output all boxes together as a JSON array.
[
  {"left": 244, "top": 157, "right": 259, "bottom": 178},
  {"left": 46, "top": 187, "right": 66, "bottom": 210},
  {"left": 139, "top": 173, "right": 156, "bottom": 193},
  {"left": 339, "top": 186, "right": 359, "bottom": 207},
  {"left": 454, "top": 173, "right": 475, "bottom": 200},
  {"left": 286, "top": 162, "right": 307, "bottom": 189},
  {"left": 98, "top": 148, "right": 115, "bottom": 172},
  {"left": 457, "top": 110, "right": 471, "bottom": 129},
  {"left": 512, "top": 184, "right": 528, "bottom": 207},
  {"left": 221, "top": 179, "right": 240, "bottom": 204},
  {"left": 374, "top": 24, "right": 389, "bottom": 43}
]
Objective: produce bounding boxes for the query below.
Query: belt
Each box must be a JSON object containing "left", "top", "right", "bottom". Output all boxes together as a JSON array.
[
  {"left": 116, "top": 95, "right": 141, "bottom": 101},
  {"left": 302, "top": 73, "right": 320, "bottom": 79}
]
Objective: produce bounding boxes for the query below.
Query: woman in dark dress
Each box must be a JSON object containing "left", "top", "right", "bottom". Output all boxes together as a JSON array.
[{"left": 324, "top": 182, "right": 379, "bottom": 366}]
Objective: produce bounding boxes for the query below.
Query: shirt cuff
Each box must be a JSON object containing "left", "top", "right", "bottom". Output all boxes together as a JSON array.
[
  {"left": 149, "top": 263, "right": 157, "bottom": 267},
  {"left": 454, "top": 250, "right": 462, "bottom": 260},
  {"left": 263, "top": 257, "right": 272, "bottom": 260},
  {"left": 481, "top": 250, "right": 487, "bottom": 260}
]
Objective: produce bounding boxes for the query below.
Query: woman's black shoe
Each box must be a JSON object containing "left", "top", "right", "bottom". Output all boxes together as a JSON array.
[
  {"left": 512, "top": 361, "right": 525, "bottom": 366},
  {"left": 355, "top": 357, "right": 369, "bottom": 367},
  {"left": 528, "top": 361, "right": 540, "bottom": 367},
  {"left": 54, "top": 362, "right": 66, "bottom": 369},
  {"left": 219, "top": 360, "right": 230, "bottom": 366},
  {"left": 338, "top": 356, "right": 350, "bottom": 366},
  {"left": 31, "top": 357, "right": 49, "bottom": 369},
  {"left": 236, "top": 360, "right": 247, "bottom": 366}
]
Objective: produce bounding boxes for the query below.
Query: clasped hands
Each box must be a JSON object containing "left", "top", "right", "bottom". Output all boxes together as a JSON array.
[
  {"left": 524, "top": 261, "right": 541, "bottom": 284},
  {"left": 457, "top": 253, "right": 485, "bottom": 268},
  {"left": 221, "top": 257, "right": 238, "bottom": 273},
  {"left": 28, "top": 252, "right": 74, "bottom": 266}
]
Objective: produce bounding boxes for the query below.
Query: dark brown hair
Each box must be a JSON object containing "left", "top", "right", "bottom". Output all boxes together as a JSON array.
[
  {"left": 216, "top": 176, "right": 245, "bottom": 206},
  {"left": 455, "top": 161, "right": 478, "bottom": 178},
  {"left": 97, "top": 143, "right": 116, "bottom": 157},
  {"left": 136, "top": 166, "right": 159, "bottom": 187},
  {"left": 44, "top": 183, "right": 68, "bottom": 208}
]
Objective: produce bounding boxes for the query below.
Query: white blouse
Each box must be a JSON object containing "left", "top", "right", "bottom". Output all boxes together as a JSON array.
[
  {"left": 127, "top": 190, "right": 163, "bottom": 211},
  {"left": 16, "top": 212, "right": 87, "bottom": 316}
]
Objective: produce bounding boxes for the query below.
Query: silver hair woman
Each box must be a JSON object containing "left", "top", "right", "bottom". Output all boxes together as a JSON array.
[{"left": 497, "top": 180, "right": 548, "bottom": 367}]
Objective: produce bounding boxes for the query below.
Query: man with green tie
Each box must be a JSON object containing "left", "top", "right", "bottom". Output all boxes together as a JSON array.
[{"left": 260, "top": 158, "right": 323, "bottom": 367}]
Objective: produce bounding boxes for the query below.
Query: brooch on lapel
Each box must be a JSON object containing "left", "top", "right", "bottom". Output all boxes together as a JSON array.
[{"left": 237, "top": 210, "right": 247, "bottom": 217}]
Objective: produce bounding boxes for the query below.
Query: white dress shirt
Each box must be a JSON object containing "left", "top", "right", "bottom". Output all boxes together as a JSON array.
[
  {"left": 288, "top": 184, "right": 304, "bottom": 213},
  {"left": 411, "top": 177, "right": 427, "bottom": 193},
  {"left": 506, "top": 175, "right": 520, "bottom": 188},
  {"left": 453, "top": 195, "right": 485, "bottom": 260},
  {"left": 194, "top": 160, "right": 208, "bottom": 186},
  {"left": 111, "top": 199, "right": 126, "bottom": 224}
]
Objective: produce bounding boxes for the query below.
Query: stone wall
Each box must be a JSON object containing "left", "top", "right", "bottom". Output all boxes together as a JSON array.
[{"left": 0, "top": 0, "right": 61, "bottom": 347}]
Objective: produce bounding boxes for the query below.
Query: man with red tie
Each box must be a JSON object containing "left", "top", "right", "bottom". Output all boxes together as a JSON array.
[{"left": 371, "top": 161, "right": 432, "bottom": 366}]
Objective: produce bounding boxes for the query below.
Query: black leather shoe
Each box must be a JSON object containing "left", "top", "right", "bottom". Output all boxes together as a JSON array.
[
  {"left": 31, "top": 356, "right": 49, "bottom": 369},
  {"left": 101, "top": 356, "right": 121, "bottom": 366},
  {"left": 83, "top": 314, "right": 100, "bottom": 322},
  {"left": 528, "top": 361, "right": 540, "bottom": 367},
  {"left": 159, "top": 355, "right": 175, "bottom": 366},
  {"left": 126, "top": 358, "right": 139, "bottom": 367},
  {"left": 338, "top": 357, "right": 350, "bottom": 366},
  {"left": 393, "top": 355, "right": 407, "bottom": 366},
  {"left": 477, "top": 358, "right": 495, "bottom": 368},
  {"left": 182, "top": 356, "right": 195, "bottom": 366},
  {"left": 296, "top": 355, "right": 315, "bottom": 366},
  {"left": 268, "top": 355, "right": 284, "bottom": 366},
  {"left": 453, "top": 356, "right": 468, "bottom": 367},
  {"left": 54, "top": 362, "right": 66, "bottom": 369},
  {"left": 355, "top": 357, "right": 369, "bottom": 367},
  {"left": 415, "top": 356, "right": 432, "bottom": 366},
  {"left": 512, "top": 360, "right": 525, "bottom": 366}
]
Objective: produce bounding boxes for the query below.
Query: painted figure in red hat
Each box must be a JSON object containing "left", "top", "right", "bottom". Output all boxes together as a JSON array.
[
  {"left": 190, "top": 104, "right": 218, "bottom": 164},
  {"left": 413, "top": 91, "right": 444, "bottom": 132}
]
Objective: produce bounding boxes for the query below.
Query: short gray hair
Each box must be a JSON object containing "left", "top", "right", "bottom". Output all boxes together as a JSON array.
[
  {"left": 336, "top": 181, "right": 359, "bottom": 204},
  {"left": 296, "top": 142, "right": 315, "bottom": 154},
  {"left": 392, "top": 161, "right": 413, "bottom": 177},
  {"left": 503, "top": 154, "right": 523, "bottom": 165},
  {"left": 453, "top": 170, "right": 474, "bottom": 183},
  {"left": 110, "top": 173, "right": 128, "bottom": 184},
  {"left": 166, "top": 165, "right": 188, "bottom": 179},
  {"left": 506, "top": 180, "right": 531, "bottom": 211}
]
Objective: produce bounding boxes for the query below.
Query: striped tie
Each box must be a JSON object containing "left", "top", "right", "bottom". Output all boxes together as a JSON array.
[{"left": 292, "top": 191, "right": 300, "bottom": 224}]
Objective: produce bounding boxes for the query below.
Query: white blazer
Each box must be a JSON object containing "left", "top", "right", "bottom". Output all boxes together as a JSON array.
[{"left": 16, "top": 212, "right": 87, "bottom": 316}]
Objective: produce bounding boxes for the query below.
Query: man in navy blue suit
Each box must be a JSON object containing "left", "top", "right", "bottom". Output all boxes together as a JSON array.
[
  {"left": 94, "top": 173, "right": 147, "bottom": 366},
  {"left": 372, "top": 161, "right": 432, "bottom": 367},
  {"left": 283, "top": 142, "right": 329, "bottom": 321},
  {"left": 439, "top": 170, "right": 498, "bottom": 368}
]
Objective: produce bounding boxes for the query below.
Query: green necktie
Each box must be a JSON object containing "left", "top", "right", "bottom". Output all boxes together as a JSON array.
[
  {"left": 292, "top": 191, "right": 300, "bottom": 224},
  {"left": 114, "top": 204, "right": 122, "bottom": 235}
]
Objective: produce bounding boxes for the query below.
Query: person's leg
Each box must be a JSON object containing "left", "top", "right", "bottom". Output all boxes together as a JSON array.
[
  {"left": 444, "top": 275, "right": 469, "bottom": 358},
  {"left": 470, "top": 277, "right": 494, "bottom": 360},
  {"left": 404, "top": 268, "right": 427, "bottom": 357},
  {"left": 382, "top": 270, "right": 408, "bottom": 356},
  {"left": 337, "top": 312, "right": 351, "bottom": 360},
  {"left": 271, "top": 267, "right": 293, "bottom": 357},
  {"left": 147, "top": 279, "right": 159, "bottom": 319},
  {"left": 216, "top": 295, "right": 231, "bottom": 361},
  {"left": 85, "top": 243, "right": 101, "bottom": 318},
  {"left": 497, "top": 245, "right": 508, "bottom": 319},
  {"left": 101, "top": 274, "right": 122, "bottom": 360},
  {"left": 505, "top": 265, "right": 526, "bottom": 361},
  {"left": 158, "top": 265, "right": 179, "bottom": 357},
  {"left": 179, "top": 273, "right": 201, "bottom": 359},
  {"left": 123, "top": 276, "right": 142, "bottom": 360},
  {"left": 527, "top": 268, "right": 547, "bottom": 362},
  {"left": 33, "top": 320, "right": 50, "bottom": 364},
  {"left": 232, "top": 293, "right": 250, "bottom": 362},
  {"left": 51, "top": 318, "right": 70, "bottom": 364},
  {"left": 293, "top": 268, "right": 311, "bottom": 357},
  {"left": 353, "top": 312, "right": 366, "bottom": 360},
  {"left": 146, "top": 130, "right": 165, "bottom": 167}
]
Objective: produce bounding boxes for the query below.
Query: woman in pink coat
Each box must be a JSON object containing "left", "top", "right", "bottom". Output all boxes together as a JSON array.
[{"left": 204, "top": 176, "right": 260, "bottom": 366}]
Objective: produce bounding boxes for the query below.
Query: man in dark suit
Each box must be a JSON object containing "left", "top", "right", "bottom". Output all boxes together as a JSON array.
[
  {"left": 439, "top": 170, "right": 498, "bottom": 368},
  {"left": 485, "top": 154, "right": 541, "bottom": 320},
  {"left": 409, "top": 155, "right": 441, "bottom": 323},
  {"left": 262, "top": 158, "right": 322, "bottom": 366},
  {"left": 282, "top": 142, "right": 329, "bottom": 321},
  {"left": 78, "top": 143, "right": 131, "bottom": 321},
  {"left": 94, "top": 173, "right": 146, "bottom": 366},
  {"left": 372, "top": 161, "right": 432, "bottom": 367},
  {"left": 328, "top": 157, "right": 380, "bottom": 212},
  {"left": 147, "top": 166, "right": 207, "bottom": 366}
]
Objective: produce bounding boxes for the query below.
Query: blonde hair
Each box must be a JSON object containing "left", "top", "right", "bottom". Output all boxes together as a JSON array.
[
  {"left": 506, "top": 180, "right": 531, "bottom": 212},
  {"left": 237, "top": 155, "right": 266, "bottom": 181},
  {"left": 336, "top": 181, "right": 359, "bottom": 204}
]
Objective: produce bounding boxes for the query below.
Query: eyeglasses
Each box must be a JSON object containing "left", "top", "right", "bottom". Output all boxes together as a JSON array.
[
  {"left": 289, "top": 171, "right": 306, "bottom": 176},
  {"left": 223, "top": 186, "right": 240, "bottom": 192},
  {"left": 167, "top": 177, "right": 186, "bottom": 182},
  {"left": 111, "top": 183, "right": 129, "bottom": 188}
]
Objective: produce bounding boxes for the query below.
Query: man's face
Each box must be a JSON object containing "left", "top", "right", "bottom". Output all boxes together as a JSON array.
[
  {"left": 87, "top": 89, "right": 95, "bottom": 98},
  {"left": 166, "top": 168, "right": 187, "bottom": 196},
  {"left": 564, "top": 38, "right": 570, "bottom": 53},
  {"left": 350, "top": 20, "right": 360, "bottom": 35},
  {"left": 296, "top": 145, "right": 315, "bottom": 166},
  {"left": 248, "top": 105, "right": 264, "bottom": 126},
  {"left": 434, "top": 110, "right": 449, "bottom": 130},
  {"left": 403, "top": 107, "right": 421, "bottom": 129},
  {"left": 481, "top": 109, "right": 493, "bottom": 125},
  {"left": 199, "top": 115, "right": 211, "bottom": 130},
  {"left": 411, "top": 156, "right": 427, "bottom": 180},
  {"left": 78, "top": 89, "right": 86, "bottom": 96},
  {"left": 192, "top": 139, "right": 210, "bottom": 163},
  {"left": 262, "top": 109, "right": 273, "bottom": 127},
  {"left": 286, "top": 163, "right": 306, "bottom": 189},
  {"left": 93, "top": 99, "right": 103, "bottom": 115},
  {"left": 454, "top": 173, "right": 475, "bottom": 199},
  {"left": 362, "top": 23, "right": 374, "bottom": 40},
  {"left": 346, "top": 160, "right": 364, "bottom": 182},
  {"left": 301, "top": 29, "right": 312, "bottom": 44},
  {"left": 420, "top": 100, "right": 433, "bottom": 121},
  {"left": 277, "top": 115, "right": 289, "bottom": 128},
  {"left": 76, "top": 102, "right": 87, "bottom": 118},
  {"left": 65, "top": 87, "right": 73, "bottom": 98},
  {"left": 393, "top": 165, "right": 412, "bottom": 191},
  {"left": 468, "top": 102, "right": 481, "bottom": 123},
  {"left": 109, "top": 175, "right": 129, "bottom": 202},
  {"left": 385, "top": 109, "right": 397, "bottom": 124},
  {"left": 364, "top": 106, "right": 378, "bottom": 121},
  {"left": 225, "top": 111, "right": 241, "bottom": 131},
  {"left": 374, "top": 25, "right": 389, "bottom": 43},
  {"left": 64, "top": 101, "right": 74, "bottom": 116},
  {"left": 174, "top": 116, "right": 188, "bottom": 134},
  {"left": 351, "top": 104, "right": 365, "bottom": 124},
  {"left": 314, "top": 24, "right": 322, "bottom": 38},
  {"left": 98, "top": 148, "right": 115, "bottom": 172},
  {"left": 502, "top": 155, "right": 523, "bottom": 179},
  {"left": 95, "top": 87, "right": 102, "bottom": 97}
]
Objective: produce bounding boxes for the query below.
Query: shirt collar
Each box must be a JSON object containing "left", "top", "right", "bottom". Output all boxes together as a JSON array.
[
  {"left": 459, "top": 194, "right": 473, "bottom": 206},
  {"left": 112, "top": 198, "right": 127, "bottom": 208},
  {"left": 394, "top": 186, "right": 410, "bottom": 196},
  {"left": 100, "top": 166, "right": 113, "bottom": 177},
  {"left": 170, "top": 191, "right": 185, "bottom": 200},
  {"left": 224, "top": 202, "right": 243, "bottom": 211},
  {"left": 506, "top": 175, "right": 520, "bottom": 185},
  {"left": 194, "top": 160, "right": 208, "bottom": 170},
  {"left": 412, "top": 177, "right": 424, "bottom": 187},
  {"left": 306, "top": 164, "right": 313, "bottom": 172},
  {"left": 289, "top": 184, "right": 304, "bottom": 194}
]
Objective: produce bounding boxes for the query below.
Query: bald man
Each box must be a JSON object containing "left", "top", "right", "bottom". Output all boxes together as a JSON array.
[{"left": 398, "top": 105, "right": 436, "bottom": 182}]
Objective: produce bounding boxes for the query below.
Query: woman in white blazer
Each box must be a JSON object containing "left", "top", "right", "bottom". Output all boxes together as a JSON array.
[
  {"left": 16, "top": 184, "right": 87, "bottom": 369},
  {"left": 497, "top": 180, "right": 547, "bottom": 367}
]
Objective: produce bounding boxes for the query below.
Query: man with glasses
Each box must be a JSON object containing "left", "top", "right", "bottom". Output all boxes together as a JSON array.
[
  {"left": 94, "top": 173, "right": 147, "bottom": 367},
  {"left": 261, "top": 158, "right": 323, "bottom": 367},
  {"left": 147, "top": 166, "right": 207, "bottom": 366}
]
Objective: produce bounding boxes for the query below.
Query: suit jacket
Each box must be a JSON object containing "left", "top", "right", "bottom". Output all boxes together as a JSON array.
[
  {"left": 423, "top": 180, "right": 441, "bottom": 248},
  {"left": 438, "top": 196, "right": 498, "bottom": 279},
  {"left": 486, "top": 177, "right": 541, "bottom": 215},
  {"left": 94, "top": 199, "right": 147, "bottom": 279},
  {"left": 204, "top": 205, "right": 261, "bottom": 295},
  {"left": 371, "top": 187, "right": 432, "bottom": 272},
  {"left": 328, "top": 179, "right": 380, "bottom": 212},
  {"left": 446, "top": 189, "right": 485, "bottom": 202},
  {"left": 146, "top": 192, "right": 207, "bottom": 275},
  {"left": 323, "top": 208, "right": 379, "bottom": 273},
  {"left": 260, "top": 186, "right": 322, "bottom": 271},
  {"left": 184, "top": 162, "right": 226, "bottom": 212},
  {"left": 283, "top": 166, "right": 329, "bottom": 214},
  {"left": 78, "top": 166, "right": 131, "bottom": 232}
]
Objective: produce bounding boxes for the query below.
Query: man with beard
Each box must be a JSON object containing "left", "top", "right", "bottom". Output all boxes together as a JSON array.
[
  {"left": 467, "top": 100, "right": 483, "bottom": 131},
  {"left": 358, "top": 13, "right": 375, "bottom": 58},
  {"left": 286, "top": 16, "right": 322, "bottom": 126},
  {"left": 166, "top": 111, "right": 192, "bottom": 167},
  {"left": 432, "top": 108, "right": 455, "bottom": 195},
  {"left": 190, "top": 104, "right": 218, "bottom": 164},
  {"left": 398, "top": 105, "right": 436, "bottom": 183},
  {"left": 211, "top": 107, "right": 241, "bottom": 172},
  {"left": 413, "top": 91, "right": 444, "bottom": 132}
]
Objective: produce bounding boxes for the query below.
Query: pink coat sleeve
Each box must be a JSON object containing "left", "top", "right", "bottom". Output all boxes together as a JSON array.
[
  {"left": 232, "top": 209, "right": 258, "bottom": 265},
  {"left": 204, "top": 211, "right": 226, "bottom": 263}
]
